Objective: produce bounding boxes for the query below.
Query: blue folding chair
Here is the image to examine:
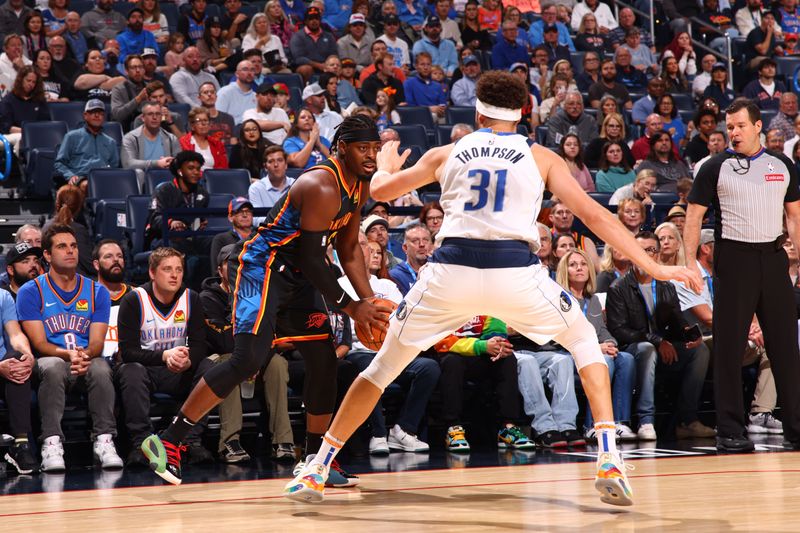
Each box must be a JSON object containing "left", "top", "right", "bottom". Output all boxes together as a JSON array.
[{"left": 204, "top": 169, "right": 251, "bottom": 197}]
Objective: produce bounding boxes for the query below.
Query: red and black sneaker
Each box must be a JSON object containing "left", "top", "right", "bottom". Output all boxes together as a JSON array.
[
  {"left": 141, "top": 434, "right": 186, "bottom": 485},
  {"left": 326, "top": 459, "right": 360, "bottom": 487}
]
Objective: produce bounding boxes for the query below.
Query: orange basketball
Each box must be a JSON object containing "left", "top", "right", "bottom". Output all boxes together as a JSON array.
[{"left": 355, "top": 298, "right": 397, "bottom": 351}]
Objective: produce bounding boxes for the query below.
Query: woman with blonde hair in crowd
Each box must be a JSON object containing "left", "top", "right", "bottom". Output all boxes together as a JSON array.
[
  {"left": 655, "top": 221, "right": 686, "bottom": 266},
  {"left": 585, "top": 112, "right": 635, "bottom": 169},
  {"left": 616, "top": 198, "right": 646, "bottom": 235},
  {"left": 596, "top": 244, "right": 631, "bottom": 293},
  {"left": 242, "top": 13, "right": 288, "bottom": 72},
  {"left": 264, "top": 0, "right": 293, "bottom": 50},
  {"left": 556, "top": 249, "right": 637, "bottom": 441}
]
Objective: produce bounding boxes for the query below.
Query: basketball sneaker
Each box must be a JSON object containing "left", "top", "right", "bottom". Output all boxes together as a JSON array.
[
  {"left": 141, "top": 434, "right": 185, "bottom": 486},
  {"left": 328, "top": 459, "right": 359, "bottom": 487},
  {"left": 388, "top": 424, "right": 430, "bottom": 452},
  {"left": 747, "top": 412, "right": 784, "bottom": 434},
  {"left": 93, "top": 434, "right": 123, "bottom": 469},
  {"left": 616, "top": 424, "right": 638, "bottom": 441},
  {"left": 40, "top": 436, "right": 65, "bottom": 472},
  {"left": 369, "top": 436, "right": 390, "bottom": 455},
  {"left": 594, "top": 451, "right": 634, "bottom": 506},
  {"left": 446, "top": 425, "right": 470, "bottom": 452},
  {"left": 497, "top": 425, "right": 536, "bottom": 450},
  {"left": 284, "top": 461, "right": 328, "bottom": 503},
  {"left": 5, "top": 440, "right": 37, "bottom": 474}
]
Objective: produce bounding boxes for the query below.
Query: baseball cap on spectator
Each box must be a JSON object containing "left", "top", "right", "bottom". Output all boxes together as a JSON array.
[
  {"left": 127, "top": 7, "right": 144, "bottom": 18},
  {"left": 425, "top": 15, "right": 441, "bottom": 27},
  {"left": 543, "top": 23, "right": 558, "bottom": 33},
  {"left": 6, "top": 241, "right": 42, "bottom": 265},
  {"left": 712, "top": 62, "right": 726, "bottom": 72},
  {"left": 142, "top": 47, "right": 157, "bottom": 58},
  {"left": 85, "top": 99, "right": 105, "bottom": 112},
  {"left": 341, "top": 58, "right": 356, "bottom": 69},
  {"left": 302, "top": 82, "right": 325, "bottom": 100},
  {"left": 349, "top": 13, "right": 366, "bottom": 25},
  {"left": 360, "top": 214, "right": 389, "bottom": 234},
  {"left": 463, "top": 55, "right": 479, "bottom": 66},
  {"left": 228, "top": 196, "right": 253, "bottom": 216},
  {"left": 700, "top": 229, "right": 715, "bottom": 246},
  {"left": 509, "top": 62, "right": 528, "bottom": 73},
  {"left": 384, "top": 14, "right": 400, "bottom": 25},
  {"left": 362, "top": 199, "right": 391, "bottom": 217},
  {"left": 216, "top": 243, "right": 237, "bottom": 267},
  {"left": 257, "top": 82, "right": 277, "bottom": 94},
  {"left": 305, "top": 6, "right": 321, "bottom": 19},
  {"left": 665, "top": 205, "right": 686, "bottom": 221},
  {"left": 273, "top": 82, "right": 289, "bottom": 95},
  {"left": 207, "top": 15, "right": 222, "bottom": 27}
]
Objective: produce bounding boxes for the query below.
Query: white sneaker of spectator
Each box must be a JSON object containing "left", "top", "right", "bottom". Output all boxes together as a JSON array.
[
  {"left": 747, "top": 412, "right": 784, "bottom": 434},
  {"left": 40, "top": 436, "right": 66, "bottom": 472},
  {"left": 369, "top": 436, "right": 390, "bottom": 455},
  {"left": 93, "top": 434, "right": 124, "bottom": 469},
  {"left": 616, "top": 424, "right": 638, "bottom": 441},
  {"left": 388, "top": 424, "right": 429, "bottom": 452},
  {"left": 637, "top": 423, "right": 657, "bottom": 441}
]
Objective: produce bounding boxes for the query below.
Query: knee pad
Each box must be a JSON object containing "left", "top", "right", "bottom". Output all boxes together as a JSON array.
[
  {"left": 360, "top": 335, "right": 421, "bottom": 391},
  {"left": 553, "top": 316, "right": 607, "bottom": 371}
]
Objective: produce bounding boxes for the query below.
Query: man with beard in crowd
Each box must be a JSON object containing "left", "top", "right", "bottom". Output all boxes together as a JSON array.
[
  {"left": 93, "top": 240, "right": 134, "bottom": 364},
  {"left": 1, "top": 242, "right": 42, "bottom": 300}
]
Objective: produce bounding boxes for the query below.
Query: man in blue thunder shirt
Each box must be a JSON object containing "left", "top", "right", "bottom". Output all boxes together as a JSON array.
[{"left": 17, "top": 224, "right": 121, "bottom": 473}]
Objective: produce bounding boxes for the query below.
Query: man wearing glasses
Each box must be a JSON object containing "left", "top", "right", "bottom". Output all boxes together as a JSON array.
[
  {"left": 197, "top": 82, "right": 235, "bottom": 144},
  {"left": 111, "top": 54, "right": 149, "bottom": 130},
  {"left": 121, "top": 100, "right": 181, "bottom": 182},
  {"left": 527, "top": 2, "right": 576, "bottom": 51}
]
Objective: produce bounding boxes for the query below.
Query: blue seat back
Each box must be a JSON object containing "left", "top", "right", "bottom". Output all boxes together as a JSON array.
[
  {"left": 21, "top": 121, "right": 68, "bottom": 154},
  {"left": 49, "top": 102, "right": 87, "bottom": 130},
  {"left": 445, "top": 107, "right": 476, "bottom": 126},
  {"left": 102, "top": 122, "right": 124, "bottom": 145},
  {"left": 144, "top": 169, "right": 173, "bottom": 195},
  {"left": 125, "top": 195, "right": 152, "bottom": 255},
  {"left": 204, "top": 169, "right": 251, "bottom": 197},
  {"left": 88, "top": 169, "right": 140, "bottom": 201},
  {"left": 206, "top": 193, "right": 235, "bottom": 232},
  {"left": 396, "top": 106, "right": 435, "bottom": 131},
  {"left": 392, "top": 125, "right": 429, "bottom": 150}
]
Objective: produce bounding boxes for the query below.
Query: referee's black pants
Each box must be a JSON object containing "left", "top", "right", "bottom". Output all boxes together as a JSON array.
[{"left": 713, "top": 239, "right": 800, "bottom": 441}]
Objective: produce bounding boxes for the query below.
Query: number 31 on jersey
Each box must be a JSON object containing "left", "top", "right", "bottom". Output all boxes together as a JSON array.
[{"left": 464, "top": 169, "right": 507, "bottom": 212}]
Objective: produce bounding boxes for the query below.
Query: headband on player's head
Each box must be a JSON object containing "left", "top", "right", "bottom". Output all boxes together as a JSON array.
[
  {"left": 476, "top": 98, "right": 522, "bottom": 122},
  {"left": 338, "top": 127, "right": 381, "bottom": 143}
]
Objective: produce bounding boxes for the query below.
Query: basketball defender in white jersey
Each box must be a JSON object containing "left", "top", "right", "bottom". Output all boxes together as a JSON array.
[{"left": 284, "top": 71, "right": 702, "bottom": 507}]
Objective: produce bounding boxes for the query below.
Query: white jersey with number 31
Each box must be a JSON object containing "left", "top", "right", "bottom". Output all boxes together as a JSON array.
[{"left": 437, "top": 129, "right": 544, "bottom": 248}]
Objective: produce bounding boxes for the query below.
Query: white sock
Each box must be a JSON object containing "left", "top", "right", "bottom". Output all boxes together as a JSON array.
[
  {"left": 595, "top": 421, "right": 617, "bottom": 454},
  {"left": 309, "top": 432, "right": 344, "bottom": 468}
]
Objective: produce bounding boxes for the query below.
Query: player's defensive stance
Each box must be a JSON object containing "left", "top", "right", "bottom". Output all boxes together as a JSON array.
[{"left": 284, "top": 72, "right": 702, "bottom": 507}]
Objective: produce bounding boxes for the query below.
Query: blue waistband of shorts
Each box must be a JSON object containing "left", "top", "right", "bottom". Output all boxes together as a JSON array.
[{"left": 431, "top": 238, "right": 540, "bottom": 268}]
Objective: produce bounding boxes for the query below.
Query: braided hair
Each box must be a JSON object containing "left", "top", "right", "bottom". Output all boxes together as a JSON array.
[{"left": 330, "top": 114, "right": 380, "bottom": 154}]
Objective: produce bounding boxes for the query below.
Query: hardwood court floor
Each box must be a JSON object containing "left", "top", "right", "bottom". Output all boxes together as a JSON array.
[{"left": 2, "top": 451, "right": 800, "bottom": 532}]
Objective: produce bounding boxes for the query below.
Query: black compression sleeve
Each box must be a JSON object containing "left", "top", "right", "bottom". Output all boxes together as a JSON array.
[{"left": 294, "top": 230, "right": 353, "bottom": 309}]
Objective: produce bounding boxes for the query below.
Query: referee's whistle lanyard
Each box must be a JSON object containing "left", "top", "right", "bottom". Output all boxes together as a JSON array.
[{"left": 638, "top": 280, "right": 658, "bottom": 322}]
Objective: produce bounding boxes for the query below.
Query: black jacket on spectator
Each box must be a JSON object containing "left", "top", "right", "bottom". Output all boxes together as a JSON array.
[
  {"left": 461, "top": 25, "right": 493, "bottom": 52},
  {"left": 144, "top": 179, "right": 210, "bottom": 247},
  {"left": 229, "top": 144, "right": 266, "bottom": 181},
  {"left": 200, "top": 275, "right": 233, "bottom": 356},
  {"left": 361, "top": 72, "right": 405, "bottom": 106},
  {"left": 118, "top": 281, "right": 207, "bottom": 366},
  {"left": 606, "top": 270, "right": 692, "bottom": 348},
  {"left": 0, "top": 93, "right": 49, "bottom": 133}
]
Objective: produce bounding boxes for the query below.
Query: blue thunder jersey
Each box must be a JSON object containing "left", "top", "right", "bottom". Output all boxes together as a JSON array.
[
  {"left": 18, "top": 274, "right": 111, "bottom": 350},
  {"left": 253, "top": 158, "right": 363, "bottom": 263}
]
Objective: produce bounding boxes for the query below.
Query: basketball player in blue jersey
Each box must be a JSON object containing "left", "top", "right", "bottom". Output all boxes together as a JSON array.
[
  {"left": 285, "top": 71, "right": 703, "bottom": 507},
  {"left": 142, "top": 115, "right": 393, "bottom": 485},
  {"left": 17, "top": 224, "right": 122, "bottom": 472}
]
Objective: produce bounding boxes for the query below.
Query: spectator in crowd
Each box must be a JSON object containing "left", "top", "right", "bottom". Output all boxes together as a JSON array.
[
  {"left": 80, "top": 0, "right": 126, "bottom": 46},
  {"left": 614, "top": 46, "right": 646, "bottom": 92},
  {"left": 559, "top": 133, "right": 594, "bottom": 192},
  {"left": 436, "top": 0, "right": 462, "bottom": 46},
  {"left": 216, "top": 60, "right": 257, "bottom": 125},
  {"left": 72, "top": 49, "right": 125, "bottom": 103},
  {"left": 534, "top": 222, "right": 556, "bottom": 272},
  {"left": 301, "top": 82, "right": 343, "bottom": 140},
  {"left": 264, "top": 0, "right": 291, "bottom": 50},
  {"left": 609, "top": 7, "right": 653, "bottom": 51},
  {"left": 359, "top": 40, "right": 407, "bottom": 85},
  {"left": 784, "top": 115, "right": 800, "bottom": 158},
  {"left": 93, "top": 239, "right": 133, "bottom": 365},
  {"left": 596, "top": 243, "right": 631, "bottom": 292},
  {"left": 662, "top": 32, "right": 697, "bottom": 77},
  {"left": 540, "top": 23, "right": 570, "bottom": 67},
  {"left": 551, "top": 233, "right": 577, "bottom": 268},
  {"left": 117, "top": 247, "right": 213, "bottom": 466},
  {"left": 636, "top": 132, "right": 691, "bottom": 192},
  {"left": 412, "top": 16, "right": 458, "bottom": 76},
  {"left": 110, "top": 54, "right": 148, "bottom": 130},
  {"left": 121, "top": 100, "right": 181, "bottom": 176},
  {"left": 209, "top": 197, "right": 254, "bottom": 272},
  {"left": 389, "top": 224, "right": 432, "bottom": 296},
  {"left": 0, "top": 0, "right": 33, "bottom": 37},
  {"left": 529, "top": 2, "right": 575, "bottom": 51},
  {"left": 230, "top": 119, "right": 270, "bottom": 180},
  {"left": 337, "top": 13, "right": 373, "bottom": 69},
  {"left": 692, "top": 54, "right": 716, "bottom": 99},
  {"left": 450, "top": 54, "right": 480, "bottom": 106},
  {"left": 631, "top": 113, "right": 665, "bottom": 161},
  {"left": 396, "top": 0, "right": 428, "bottom": 31},
  {"left": 596, "top": 141, "right": 636, "bottom": 193},
  {"left": 195, "top": 16, "right": 231, "bottom": 73},
  {"left": 587, "top": 59, "right": 632, "bottom": 110},
  {"left": 745, "top": 11, "right": 781, "bottom": 70},
  {"left": 479, "top": 0, "right": 502, "bottom": 32},
  {"left": 18, "top": 223, "right": 122, "bottom": 471},
  {"left": 194, "top": 82, "right": 232, "bottom": 145},
  {"left": 322, "top": 0, "right": 352, "bottom": 31},
  {"left": 41, "top": 0, "right": 67, "bottom": 38},
  {"left": 180, "top": 107, "right": 229, "bottom": 171},
  {"left": 170, "top": 47, "right": 220, "bottom": 108},
  {"left": 249, "top": 145, "right": 293, "bottom": 224},
  {"left": 177, "top": 0, "right": 207, "bottom": 45},
  {"left": 461, "top": 0, "right": 493, "bottom": 52},
  {"left": 139, "top": 0, "right": 169, "bottom": 45},
  {"left": 118, "top": 7, "right": 159, "bottom": 67},
  {"left": 693, "top": 130, "right": 727, "bottom": 175},
  {"left": 362, "top": 213, "right": 403, "bottom": 268},
  {"left": 548, "top": 199, "right": 601, "bottom": 268},
  {"left": 491, "top": 20, "right": 529, "bottom": 71},
  {"left": 655, "top": 221, "right": 686, "bottom": 266},
  {"left": 361, "top": 52, "right": 405, "bottom": 106},
  {"left": 240, "top": 15, "right": 285, "bottom": 71},
  {"left": 766, "top": 127, "right": 786, "bottom": 153},
  {"left": 54, "top": 100, "right": 119, "bottom": 187},
  {"left": 324, "top": 55, "right": 362, "bottom": 109},
  {"left": 0, "top": 66, "right": 48, "bottom": 155},
  {"left": 22, "top": 11, "right": 48, "bottom": 60},
  {"left": 279, "top": 0, "right": 306, "bottom": 24},
  {"left": 64, "top": 11, "right": 92, "bottom": 64},
  {"left": 44, "top": 185, "right": 94, "bottom": 276},
  {"left": 546, "top": 91, "right": 598, "bottom": 148},
  {"left": 606, "top": 231, "right": 714, "bottom": 441},
  {"left": 374, "top": 89, "right": 400, "bottom": 131},
  {"left": 556, "top": 249, "right": 636, "bottom": 441},
  {"left": 685, "top": 108, "right": 720, "bottom": 165},
  {"left": 144, "top": 151, "right": 209, "bottom": 259},
  {"left": 735, "top": 0, "right": 766, "bottom": 37},
  {"left": 585, "top": 113, "right": 635, "bottom": 169},
  {"left": 319, "top": 71, "right": 342, "bottom": 114},
  {"left": 575, "top": 51, "right": 600, "bottom": 91},
  {"left": 377, "top": 14, "right": 410, "bottom": 70},
  {"left": 2, "top": 241, "right": 41, "bottom": 299},
  {"left": 404, "top": 52, "right": 450, "bottom": 122},
  {"left": 617, "top": 197, "right": 646, "bottom": 234},
  {"left": 609, "top": 168, "right": 657, "bottom": 206},
  {"left": 131, "top": 81, "right": 184, "bottom": 137},
  {"left": 632, "top": 77, "right": 666, "bottom": 125},
  {"left": 770, "top": 91, "right": 799, "bottom": 141},
  {"left": 290, "top": 6, "right": 337, "bottom": 81},
  {"left": 775, "top": 0, "right": 800, "bottom": 36},
  {"left": 16, "top": 224, "right": 42, "bottom": 248},
  {"left": 419, "top": 201, "right": 444, "bottom": 241},
  {"left": 574, "top": 13, "right": 610, "bottom": 57},
  {"left": 46, "top": 35, "right": 78, "bottom": 90},
  {"left": 0, "top": 34, "right": 32, "bottom": 97},
  {"left": 284, "top": 108, "right": 331, "bottom": 170},
  {"left": 242, "top": 82, "right": 290, "bottom": 146},
  {"left": 571, "top": 0, "right": 616, "bottom": 33},
  {"left": 656, "top": 94, "right": 687, "bottom": 149},
  {"left": 742, "top": 58, "right": 785, "bottom": 110}
]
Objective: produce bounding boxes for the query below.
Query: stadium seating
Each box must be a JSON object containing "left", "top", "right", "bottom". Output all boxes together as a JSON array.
[
  {"left": 396, "top": 106, "right": 436, "bottom": 132},
  {"left": 87, "top": 169, "right": 140, "bottom": 241},
  {"left": 21, "top": 121, "right": 68, "bottom": 199},
  {"left": 445, "top": 107, "right": 476, "bottom": 126},
  {"left": 204, "top": 169, "right": 251, "bottom": 197},
  {"left": 393, "top": 125, "right": 429, "bottom": 150},
  {"left": 49, "top": 102, "right": 87, "bottom": 130},
  {"left": 143, "top": 169, "right": 174, "bottom": 195}
]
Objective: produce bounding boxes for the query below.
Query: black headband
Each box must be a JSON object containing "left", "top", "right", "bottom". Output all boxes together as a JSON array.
[{"left": 339, "top": 128, "right": 381, "bottom": 143}]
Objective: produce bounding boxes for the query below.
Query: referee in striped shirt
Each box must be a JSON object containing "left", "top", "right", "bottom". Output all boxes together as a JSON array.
[{"left": 685, "top": 98, "right": 800, "bottom": 453}]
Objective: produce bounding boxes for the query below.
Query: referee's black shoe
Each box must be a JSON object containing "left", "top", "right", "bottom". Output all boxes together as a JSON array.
[
  {"left": 782, "top": 439, "right": 800, "bottom": 450},
  {"left": 716, "top": 434, "right": 756, "bottom": 453}
]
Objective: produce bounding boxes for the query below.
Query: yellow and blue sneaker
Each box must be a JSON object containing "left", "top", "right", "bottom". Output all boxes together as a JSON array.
[
  {"left": 498, "top": 425, "right": 536, "bottom": 450},
  {"left": 284, "top": 461, "right": 328, "bottom": 503},
  {"left": 446, "top": 425, "right": 470, "bottom": 453},
  {"left": 594, "top": 451, "right": 634, "bottom": 506}
]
